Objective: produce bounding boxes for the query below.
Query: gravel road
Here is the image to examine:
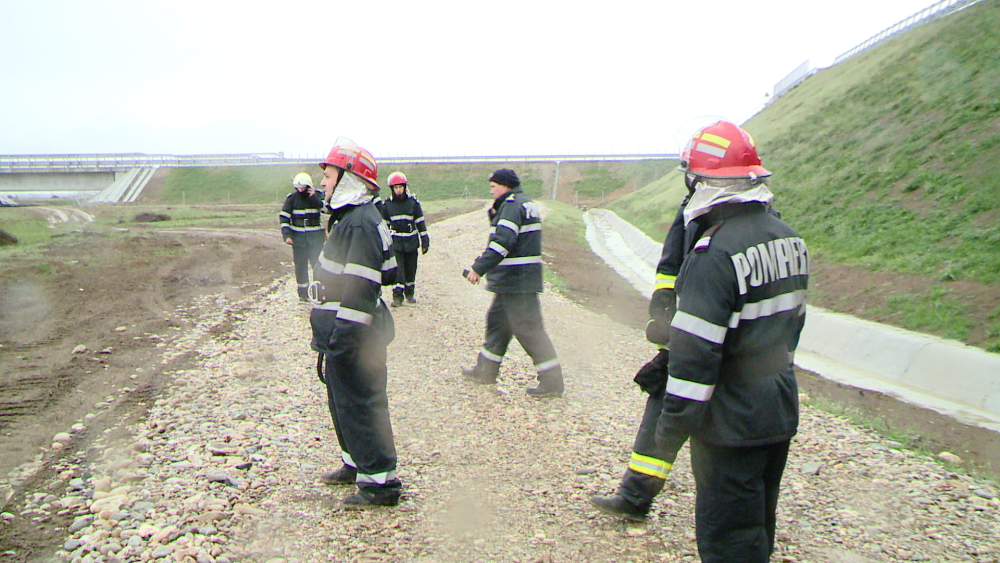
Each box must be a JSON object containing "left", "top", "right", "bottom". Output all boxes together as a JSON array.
[{"left": 5, "top": 210, "right": 998, "bottom": 563}]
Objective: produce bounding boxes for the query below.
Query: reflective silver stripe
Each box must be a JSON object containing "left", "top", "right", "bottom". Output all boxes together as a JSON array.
[
  {"left": 497, "top": 255, "right": 542, "bottom": 266},
  {"left": 666, "top": 375, "right": 715, "bottom": 401},
  {"left": 479, "top": 348, "right": 503, "bottom": 363},
  {"left": 694, "top": 236, "right": 712, "bottom": 251},
  {"left": 390, "top": 214, "right": 414, "bottom": 221},
  {"left": 341, "top": 451, "right": 355, "bottom": 467},
  {"left": 297, "top": 282, "right": 309, "bottom": 288},
  {"left": 279, "top": 211, "right": 291, "bottom": 218},
  {"left": 497, "top": 219, "right": 518, "bottom": 233},
  {"left": 729, "top": 289, "right": 808, "bottom": 328},
  {"left": 312, "top": 301, "right": 340, "bottom": 311},
  {"left": 344, "top": 263, "right": 381, "bottom": 283},
  {"left": 488, "top": 241, "right": 509, "bottom": 256},
  {"left": 356, "top": 469, "right": 397, "bottom": 485},
  {"left": 383, "top": 256, "right": 397, "bottom": 271},
  {"left": 292, "top": 209, "right": 319, "bottom": 215},
  {"left": 319, "top": 255, "right": 344, "bottom": 274},
  {"left": 520, "top": 223, "right": 541, "bottom": 233},
  {"left": 394, "top": 283, "right": 404, "bottom": 290},
  {"left": 337, "top": 307, "right": 373, "bottom": 325},
  {"left": 415, "top": 217, "right": 425, "bottom": 224},
  {"left": 695, "top": 142, "right": 727, "bottom": 158},
  {"left": 287, "top": 224, "right": 323, "bottom": 232},
  {"left": 392, "top": 231, "right": 419, "bottom": 237},
  {"left": 535, "top": 358, "right": 560, "bottom": 372},
  {"left": 672, "top": 310, "right": 727, "bottom": 344}
]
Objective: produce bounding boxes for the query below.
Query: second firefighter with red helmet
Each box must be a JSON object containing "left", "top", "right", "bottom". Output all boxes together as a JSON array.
[{"left": 381, "top": 171, "right": 430, "bottom": 306}]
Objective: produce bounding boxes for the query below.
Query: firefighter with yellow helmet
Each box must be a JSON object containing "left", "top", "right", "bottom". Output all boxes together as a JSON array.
[{"left": 280, "top": 172, "right": 325, "bottom": 301}]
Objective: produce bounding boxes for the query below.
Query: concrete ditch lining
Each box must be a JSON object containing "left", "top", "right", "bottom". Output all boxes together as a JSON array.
[{"left": 582, "top": 208, "right": 1000, "bottom": 433}]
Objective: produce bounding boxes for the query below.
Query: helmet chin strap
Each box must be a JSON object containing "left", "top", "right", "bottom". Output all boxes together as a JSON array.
[{"left": 684, "top": 173, "right": 700, "bottom": 194}]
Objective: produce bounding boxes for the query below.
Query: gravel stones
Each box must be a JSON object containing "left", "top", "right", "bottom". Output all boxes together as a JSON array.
[{"left": 2, "top": 209, "right": 997, "bottom": 562}]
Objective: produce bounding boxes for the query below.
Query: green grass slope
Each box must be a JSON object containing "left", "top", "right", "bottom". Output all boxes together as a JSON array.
[
  {"left": 609, "top": 0, "right": 1000, "bottom": 351},
  {"left": 748, "top": 0, "right": 1000, "bottom": 285}
]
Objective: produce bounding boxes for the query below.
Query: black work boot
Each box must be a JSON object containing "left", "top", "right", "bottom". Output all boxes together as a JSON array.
[
  {"left": 405, "top": 295, "right": 417, "bottom": 304},
  {"left": 590, "top": 494, "right": 648, "bottom": 521},
  {"left": 391, "top": 294, "right": 404, "bottom": 307},
  {"left": 342, "top": 487, "right": 401, "bottom": 508},
  {"left": 527, "top": 368, "right": 564, "bottom": 398},
  {"left": 318, "top": 465, "right": 357, "bottom": 485},
  {"left": 462, "top": 355, "right": 499, "bottom": 384}
]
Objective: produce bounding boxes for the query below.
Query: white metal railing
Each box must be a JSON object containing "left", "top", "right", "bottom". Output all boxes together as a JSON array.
[
  {"left": 833, "top": 0, "right": 982, "bottom": 65},
  {"left": 0, "top": 152, "right": 678, "bottom": 173}
]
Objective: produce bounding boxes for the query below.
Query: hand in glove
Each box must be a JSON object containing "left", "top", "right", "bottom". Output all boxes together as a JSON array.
[
  {"left": 633, "top": 349, "right": 670, "bottom": 396},
  {"left": 645, "top": 318, "right": 671, "bottom": 346},
  {"left": 422, "top": 245, "right": 429, "bottom": 255},
  {"left": 646, "top": 288, "right": 676, "bottom": 345}
]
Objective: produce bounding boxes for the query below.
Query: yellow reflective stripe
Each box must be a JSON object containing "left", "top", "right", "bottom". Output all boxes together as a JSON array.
[
  {"left": 629, "top": 452, "right": 672, "bottom": 479},
  {"left": 654, "top": 273, "right": 676, "bottom": 291},
  {"left": 699, "top": 132, "right": 731, "bottom": 148}
]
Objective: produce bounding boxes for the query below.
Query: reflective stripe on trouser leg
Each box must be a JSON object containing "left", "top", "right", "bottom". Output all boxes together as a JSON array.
[
  {"left": 618, "top": 394, "right": 669, "bottom": 508},
  {"left": 324, "top": 338, "right": 400, "bottom": 491}
]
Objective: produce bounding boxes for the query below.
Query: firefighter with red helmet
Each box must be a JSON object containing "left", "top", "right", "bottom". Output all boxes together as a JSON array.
[
  {"left": 309, "top": 138, "right": 402, "bottom": 507},
  {"left": 280, "top": 172, "right": 325, "bottom": 301},
  {"left": 381, "top": 171, "right": 430, "bottom": 306},
  {"left": 592, "top": 121, "right": 809, "bottom": 563}
]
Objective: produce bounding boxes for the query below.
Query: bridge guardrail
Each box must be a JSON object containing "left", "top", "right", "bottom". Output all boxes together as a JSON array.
[{"left": 0, "top": 153, "right": 679, "bottom": 173}]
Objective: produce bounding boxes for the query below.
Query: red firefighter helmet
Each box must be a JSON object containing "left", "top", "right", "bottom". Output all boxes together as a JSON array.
[
  {"left": 387, "top": 171, "right": 408, "bottom": 187},
  {"left": 320, "top": 137, "right": 379, "bottom": 189},
  {"left": 679, "top": 121, "right": 770, "bottom": 179}
]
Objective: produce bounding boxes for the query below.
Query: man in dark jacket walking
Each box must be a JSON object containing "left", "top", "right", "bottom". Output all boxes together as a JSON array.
[
  {"left": 461, "top": 168, "right": 564, "bottom": 398},
  {"left": 280, "top": 172, "right": 325, "bottom": 301},
  {"left": 309, "top": 138, "right": 402, "bottom": 508},
  {"left": 381, "top": 171, "right": 429, "bottom": 306}
]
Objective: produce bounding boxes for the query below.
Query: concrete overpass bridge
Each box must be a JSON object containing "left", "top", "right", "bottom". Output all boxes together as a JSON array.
[{"left": 0, "top": 152, "right": 679, "bottom": 205}]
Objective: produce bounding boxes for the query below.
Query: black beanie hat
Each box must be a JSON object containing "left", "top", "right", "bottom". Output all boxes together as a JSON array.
[{"left": 489, "top": 168, "right": 520, "bottom": 189}]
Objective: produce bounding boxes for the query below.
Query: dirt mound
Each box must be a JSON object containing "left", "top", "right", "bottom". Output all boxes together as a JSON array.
[
  {"left": 132, "top": 212, "right": 171, "bottom": 222},
  {"left": 0, "top": 229, "right": 17, "bottom": 246}
]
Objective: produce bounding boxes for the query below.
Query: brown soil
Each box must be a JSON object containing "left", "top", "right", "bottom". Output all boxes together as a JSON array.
[{"left": 1, "top": 203, "right": 997, "bottom": 558}]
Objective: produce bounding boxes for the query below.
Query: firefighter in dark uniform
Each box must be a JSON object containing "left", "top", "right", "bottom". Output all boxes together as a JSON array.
[
  {"left": 590, "top": 191, "right": 693, "bottom": 521},
  {"left": 598, "top": 121, "right": 809, "bottom": 563},
  {"left": 461, "top": 168, "right": 565, "bottom": 398},
  {"left": 381, "top": 171, "right": 430, "bottom": 306},
  {"left": 308, "top": 138, "right": 402, "bottom": 508},
  {"left": 280, "top": 172, "right": 325, "bottom": 301}
]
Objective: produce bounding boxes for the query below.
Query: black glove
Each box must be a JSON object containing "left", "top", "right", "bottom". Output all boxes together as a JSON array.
[
  {"left": 633, "top": 349, "right": 670, "bottom": 396},
  {"left": 422, "top": 245, "right": 429, "bottom": 255},
  {"left": 646, "top": 288, "right": 676, "bottom": 345},
  {"left": 645, "top": 318, "right": 671, "bottom": 346}
]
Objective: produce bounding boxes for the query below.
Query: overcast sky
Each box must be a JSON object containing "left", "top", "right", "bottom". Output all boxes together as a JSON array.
[{"left": 0, "top": 0, "right": 940, "bottom": 157}]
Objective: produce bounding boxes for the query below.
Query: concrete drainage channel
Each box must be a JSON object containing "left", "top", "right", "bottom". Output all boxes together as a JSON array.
[{"left": 583, "top": 208, "right": 1000, "bottom": 434}]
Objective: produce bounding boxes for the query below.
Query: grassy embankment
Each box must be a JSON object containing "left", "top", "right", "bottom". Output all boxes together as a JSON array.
[{"left": 609, "top": 0, "right": 1000, "bottom": 352}]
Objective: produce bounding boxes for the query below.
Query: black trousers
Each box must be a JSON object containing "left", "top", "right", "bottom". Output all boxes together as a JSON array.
[
  {"left": 392, "top": 248, "right": 419, "bottom": 299},
  {"left": 323, "top": 333, "right": 401, "bottom": 491},
  {"left": 292, "top": 231, "right": 325, "bottom": 299},
  {"left": 617, "top": 393, "right": 669, "bottom": 508},
  {"left": 690, "top": 438, "right": 790, "bottom": 563},
  {"left": 474, "top": 292, "right": 562, "bottom": 385}
]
